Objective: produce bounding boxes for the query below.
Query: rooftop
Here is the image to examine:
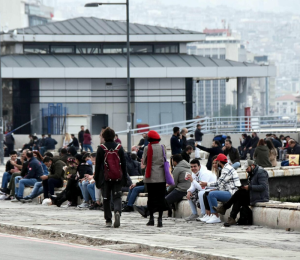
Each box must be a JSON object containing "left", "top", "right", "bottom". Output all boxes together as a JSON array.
[{"left": 276, "top": 94, "right": 297, "bottom": 101}]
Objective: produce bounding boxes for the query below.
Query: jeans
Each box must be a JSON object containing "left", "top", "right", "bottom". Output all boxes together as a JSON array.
[
  {"left": 188, "top": 199, "right": 198, "bottom": 215},
  {"left": 1, "top": 172, "right": 11, "bottom": 189},
  {"left": 242, "top": 148, "right": 255, "bottom": 160},
  {"left": 281, "top": 160, "right": 289, "bottom": 166},
  {"left": 231, "top": 162, "right": 241, "bottom": 170},
  {"left": 102, "top": 181, "right": 122, "bottom": 221},
  {"left": 198, "top": 190, "right": 206, "bottom": 215},
  {"left": 39, "top": 146, "right": 46, "bottom": 156},
  {"left": 83, "top": 144, "right": 93, "bottom": 152},
  {"left": 223, "top": 189, "right": 250, "bottom": 219},
  {"left": 9, "top": 172, "right": 21, "bottom": 196},
  {"left": 16, "top": 178, "right": 37, "bottom": 198},
  {"left": 279, "top": 149, "right": 287, "bottom": 161},
  {"left": 43, "top": 178, "right": 63, "bottom": 198},
  {"left": 87, "top": 183, "right": 96, "bottom": 201},
  {"left": 207, "top": 190, "right": 232, "bottom": 213},
  {"left": 28, "top": 182, "right": 43, "bottom": 199},
  {"left": 127, "top": 186, "right": 145, "bottom": 207},
  {"left": 79, "top": 180, "right": 90, "bottom": 202}
]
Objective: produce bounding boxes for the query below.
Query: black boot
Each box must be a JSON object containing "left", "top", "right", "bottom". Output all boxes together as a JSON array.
[
  {"left": 157, "top": 218, "right": 163, "bottom": 228},
  {"left": 146, "top": 218, "right": 154, "bottom": 226}
]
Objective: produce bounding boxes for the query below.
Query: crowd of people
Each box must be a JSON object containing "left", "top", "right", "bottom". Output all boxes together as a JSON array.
[{"left": 0, "top": 124, "right": 296, "bottom": 228}]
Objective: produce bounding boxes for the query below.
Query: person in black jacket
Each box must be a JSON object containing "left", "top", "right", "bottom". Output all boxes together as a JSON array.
[
  {"left": 241, "top": 132, "right": 259, "bottom": 160},
  {"left": 194, "top": 124, "right": 204, "bottom": 159},
  {"left": 222, "top": 140, "right": 241, "bottom": 170},
  {"left": 214, "top": 160, "right": 269, "bottom": 226},
  {"left": 78, "top": 125, "right": 85, "bottom": 152},
  {"left": 44, "top": 134, "right": 58, "bottom": 151},
  {"left": 68, "top": 134, "right": 79, "bottom": 150},
  {"left": 195, "top": 140, "right": 223, "bottom": 170},
  {"left": 170, "top": 127, "right": 183, "bottom": 155},
  {"left": 238, "top": 134, "right": 251, "bottom": 156},
  {"left": 181, "top": 145, "right": 193, "bottom": 163},
  {"left": 281, "top": 139, "right": 300, "bottom": 166},
  {"left": 94, "top": 127, "right": 127, "bottom": 228}
]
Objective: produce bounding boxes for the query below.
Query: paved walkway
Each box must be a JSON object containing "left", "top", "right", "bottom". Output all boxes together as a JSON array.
[{"left": 0, "top": 202, "right": 300, "bottom": 259}]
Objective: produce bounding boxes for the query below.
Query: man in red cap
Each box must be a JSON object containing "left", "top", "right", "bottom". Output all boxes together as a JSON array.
[{"left": 199, "top": 153, "right": 241, "bottom": 224}]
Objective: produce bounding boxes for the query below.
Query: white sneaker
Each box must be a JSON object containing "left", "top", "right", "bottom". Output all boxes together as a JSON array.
[
  {"left": 77, "top": 202, "right": 89, "bottom": 208},
  {"left": 206, "top": 214, "right": 221, "bottom": 224},
  {"left": 197, "top": 214, "right": 210, "bottom": 222}
]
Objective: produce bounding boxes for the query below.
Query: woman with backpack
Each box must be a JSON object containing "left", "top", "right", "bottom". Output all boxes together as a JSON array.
[{"left": 143, "top": 130, "right": 166, "bottom": 228}]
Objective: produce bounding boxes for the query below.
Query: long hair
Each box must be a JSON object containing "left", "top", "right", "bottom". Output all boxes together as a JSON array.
[
  {"left": 211, "top": 155, "right": 219, "bottom": 179},
  {"left": 257, "top": 139, "right": 266, "bottom": 146},
  {"left": 33, "top": 151, "right": 43, "bottom": 162},
  {"left": 265, "top": 139, "right": 275, "bottom": 151},
  {"left": 65, "top": 133, "right": 71, "bottom": 142}
]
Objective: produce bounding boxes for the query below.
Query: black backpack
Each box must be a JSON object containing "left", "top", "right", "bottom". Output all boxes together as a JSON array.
[{"left": 237, "top": 206, "right": 253, "bottom": 225}]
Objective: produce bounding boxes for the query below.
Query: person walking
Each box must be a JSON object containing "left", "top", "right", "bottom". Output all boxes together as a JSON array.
[
  {"left": 78, "top": 125, "right": 85, "bottom": 152},
  {"left": 194, "top": 124, "right": 203, "bottom": 159},
  {"left": 83, "top": 129, "right": 93, "bottom": 152},
  {"left": 143, "top": 130, "right": 166, "bottom": 228},
  {"left": 94, "top": 127, "right": 127, "bottom": 228}
]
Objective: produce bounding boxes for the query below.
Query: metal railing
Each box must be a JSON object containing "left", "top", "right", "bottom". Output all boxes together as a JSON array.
[{"left": 116, "top": 115, "right": 299, "bottom": 136}]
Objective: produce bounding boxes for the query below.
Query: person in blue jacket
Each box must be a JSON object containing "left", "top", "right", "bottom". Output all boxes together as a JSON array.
[{"left": 170, "top": 127, "right": 183, "bottom": 155}]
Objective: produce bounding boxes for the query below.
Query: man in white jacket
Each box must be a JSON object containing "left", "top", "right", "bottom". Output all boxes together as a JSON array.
[{"left": 185, "top": 159, "right": 217, "bottom": 221}]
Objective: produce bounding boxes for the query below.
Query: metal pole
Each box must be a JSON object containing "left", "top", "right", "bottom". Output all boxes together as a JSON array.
[
  {"left": 0, "top": 24, "right": 4, "bottom": 165},
  {"left": 126, "top": 0, "right": 131, "bottom": 152}
]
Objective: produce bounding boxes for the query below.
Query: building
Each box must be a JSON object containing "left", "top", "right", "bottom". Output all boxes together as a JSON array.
[
  {"left": 276, "top": 95, "right": 297, "bottom": 116},
  {"left": 0, "top": 17, "right": 275, "bottom": 135},
  {"left": 187, "top": 29, "right": 248, "bottom": 117},
  {"left": 0, "top": 0, "right": 53, "bottom": 31}
]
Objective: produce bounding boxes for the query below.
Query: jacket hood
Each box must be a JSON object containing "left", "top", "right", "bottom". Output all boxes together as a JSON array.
[
  {"left": 52, "top": 156, "right": 63, "bottom": 164},
  {"left": 256, "top": 145, "right": 269, "bottom": 151},
  {"left": 177, "top": 160, "right": 191, "bottom": 169}
]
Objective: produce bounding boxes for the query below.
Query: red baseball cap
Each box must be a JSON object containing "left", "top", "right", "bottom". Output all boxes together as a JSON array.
[{"left": 215, "top": 153, "right": 228, "bottom": 162}]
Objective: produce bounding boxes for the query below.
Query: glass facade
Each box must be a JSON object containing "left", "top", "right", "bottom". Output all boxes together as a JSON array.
[{"left": 2, "top": 80, "right": 13, "bottom": 133}]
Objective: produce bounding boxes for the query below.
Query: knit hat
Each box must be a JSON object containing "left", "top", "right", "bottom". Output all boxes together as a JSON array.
[
  {"left": 215, "top": 153, "right": 228, "bottom": 163},
  {"left": 246, "top": 160, "right": 255, "bottom": 167},
  {"left": 147, "top": 130, "right": 160, "bottom": 140}
]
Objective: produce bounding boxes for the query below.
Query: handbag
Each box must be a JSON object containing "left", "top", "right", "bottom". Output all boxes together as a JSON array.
[{"left": 161, "top": 145, "right": 175, "bottom": 185}]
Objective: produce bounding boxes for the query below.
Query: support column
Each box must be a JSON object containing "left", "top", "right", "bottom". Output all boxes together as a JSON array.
[{"left": 237, "top": 77, "right": 247, "bottom": 116}]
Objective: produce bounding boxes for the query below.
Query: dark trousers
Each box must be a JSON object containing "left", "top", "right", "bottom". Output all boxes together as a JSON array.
[
  {"left": 102, "top": 181, "right": 122, "bottom": 221},
  {"left": 223, "top": 189, "right": 250, "bottom": 219},
  {"left": 43, "top": 178, "right": 62, "bottom": 198},
  {"left": 238, "top": 146, "right": 244, "bottom": 156},
  {"left": 165, "top": 189, "right": 186, "bottom": 205},
  {"left": 203, "top": 192, "right": 211, "bottom": 211},
  {"left": 241, "top": 148, "right": 255, "bottom": 160},
  {"left": 66, "top": 179, "right": 80, "bottom": 205}
]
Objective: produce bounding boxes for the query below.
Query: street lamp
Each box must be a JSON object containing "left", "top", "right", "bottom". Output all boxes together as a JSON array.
[{"left": 85, "top": 1, "right": 131, "bottom": 152}]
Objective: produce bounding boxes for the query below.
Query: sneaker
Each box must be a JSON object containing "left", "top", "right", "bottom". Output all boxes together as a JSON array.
[
  {"left": 114, "top": 212, "right": 120, "bottom": 228},
  {"left": 197, "top": 214, "right": 210, "bottom": 222},
  {"left": 11, "top": 198, "right": 19, "bottom": 202},
  {"left": 106, "top": 221, "right": 112, "bottom": 228},
  {"left": 213, "top": 205, "right": 226, "bottom": 215},
  {"left": 4, "top": 196, "right": 12, "bottom": 201},
  {"left": 77, "top": 202, "right": 89, "bottom": 208},
  {"left": 224, "top": 217, "right": 237, "bottom": 227},
  {"left": 206, "top": 215, "right": 221, "bottom": 224},
  {"left": 89, "top": 202, "right": 101, "bottom": 210},
  {"left": 122, "top": 205, "right": 134, "bottom": 212},
  {"left": 185, "top": 214, "right": 199, "bottom": 221}
]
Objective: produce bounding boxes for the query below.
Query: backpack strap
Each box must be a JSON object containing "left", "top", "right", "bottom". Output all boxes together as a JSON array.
[
  {"left": 100, "top": 144, "right": 108, "bottom": 151},
  {"left": 114, "top": 144, "right": 122, "bottom": 152}
]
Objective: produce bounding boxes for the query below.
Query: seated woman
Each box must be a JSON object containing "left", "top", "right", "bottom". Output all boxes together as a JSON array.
[
  {"left": 265, "top": 139, "right": 278, "bottom": 167},
  {"left": 254, "top": 139, "right": 272, "bottom": 168}
]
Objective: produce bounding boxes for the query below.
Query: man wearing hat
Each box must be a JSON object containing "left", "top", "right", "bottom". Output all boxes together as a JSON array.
[
  {"left": 199, "top": 153, "right": 241, "bottom": 224},
  {"left": 214, "top": 159, "right": 269, "bottom": 226}
]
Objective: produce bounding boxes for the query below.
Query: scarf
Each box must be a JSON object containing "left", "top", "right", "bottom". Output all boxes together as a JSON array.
[{"left": 145, "top": 141, "right": 159, "bottom": 178}]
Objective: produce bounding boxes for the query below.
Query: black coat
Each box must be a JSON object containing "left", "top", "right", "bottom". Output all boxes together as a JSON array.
[
  {"left": 223, "top": 147, "right": 240, "bottom": 164},
  {"left": 170, "top": 135, "right": 183, "bottom": 155},
  {"left": 247, "top": 136, "right": 259, "bottom": 149},
  {"left": 240, "top": 136, "right": 251, "bottom": 147},
  {"left": 68, "top": 137, "right": 79, "bottom": 148},
  {"left": 181, "top": 151, "right": 190, "bottom": 163},
  {"left": 194, "top": 129, "right": 203, "bottom": 142},
  {"left": 287, "top": 144, "right": 300, "bottom": 164},
  {"left": 196, "top": 145, "right": 223, "bottom": 170},
  {"left": 78, "top": 130, "right": 84, "bottom": 144},
  {"left": 45, "top": 137, "right": 58, "bottom": 150},
  {"left": 5, "top": 159, "right": 22, "bottom": 173},
  {"left": 248, "top": 165, "right": 269, "bottom": 205},
  {"left": 182, "top": 135, "right": 187, "bottom": 150}
]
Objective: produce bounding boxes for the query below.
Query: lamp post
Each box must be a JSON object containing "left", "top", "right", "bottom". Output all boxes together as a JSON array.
[{"left": 85, "top": 1, "right": 131, "bottom": 152}]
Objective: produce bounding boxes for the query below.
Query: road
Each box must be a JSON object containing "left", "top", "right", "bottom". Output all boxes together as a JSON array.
[{"left": 0, "top": 233, "right": 164, "bottom": 260}]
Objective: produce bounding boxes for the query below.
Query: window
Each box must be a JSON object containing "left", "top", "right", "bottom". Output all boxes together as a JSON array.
[
  {"left": 124, "top": 45, "right": 153, "bottom": 53},
  {"left": 103, "top": 45, "right": 123, "bottom": 54},
  {"left": 291, "top": 108, "right": 294, "bottom": 113},
  {"left": 76, "top": 46, "right": 100, "bottom": 54},
  {"left": 24, "top": 45, "right": 49, "bottom": 54},
  {"left": 220, "top": 54, "right": 226, "bottom": 60},
  {"left": 282, "top": 102, "right": 287, "bottom": 105},
  {"left": 283, "top": 108, "right": 286, "bottom": 114},
  {"left": 154, "top": 44, "right": 178, "bottom": 53},
  {"left": 51, "top": 46, "right": 74, "bottom": 54}
]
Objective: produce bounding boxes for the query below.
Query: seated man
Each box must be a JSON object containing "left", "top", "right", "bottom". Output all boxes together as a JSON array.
[
  {"left": 166, "top": 154, "right": 192, "bottom": 217},
  {"left": 181, "top": 145, "right": 193, "bottom": 163},
  {"left": 123, "top": 180, "right": 145, "bottom": 212},
  {"left": 281, "top": 139, "right": 300, "bottom": 166},
  {"left": 15, "top": 151, "right": 44, "bottom": 200},
  {"left": 44, "top": 134, "right": 58, "bottom": 152},
  {"left": 241, "top": 132, "right": 259, "bottom": 160},
  {"left": 42, "top": 157, "right": 66, "bottom": 199},
  {"left": 214, "top": 160, "right": 269, "bottom": 226},
  {"left": 199, "top": 153, "right": 241, "bottom": 224},
  {"left": 185, "top": 159, "right": 216, "bottom": 221},
  {"left": 0, "top": 151, "right": 22, "bottom": 194},
  {"left": 238, "top": 134, "right": 251, "bottom": 156},
  {"left": 222, "top": 140, "right": 241, "bottom": 170},
  {"left": 68, "top": 134, "right": 80, "bottom": 150}
]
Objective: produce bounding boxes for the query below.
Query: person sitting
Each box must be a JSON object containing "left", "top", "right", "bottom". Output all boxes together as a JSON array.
[
  {"left": 166, "top": 154, "right": 192, "bottom": 217},
  {"left": 214, "top": 160, "right": 269, "bottom": 226},
  {"left": 241, "top": 132, "right": 259, "bottom": 160},
  {"left": 195, "top": 140, "right": 223, "bottom": 170},
  {"left": 67, "top": 134, "right": 80, "bottom": 150},
  {"left": 222, "top": 140, "right": 241, "bottom": 170},
  {"left": 22, "top": 135, "right": 34, "bottom": 151},
  {"left": 199, "top": 153, "right": 241, "bottom": 224},
  {"left": 15, "top": 151, "right": 44, "bottom": 201},
  {"left": 21, "top": 151, "right": 49, "bottom": 202},
  {"left": 59, "top": 148, "right": 69, "bottom": 164},
  {"left": 0, "top": 151, "right": 22, "bottom": 194},
  {"left": 181, "top": 145, "right": 193, "bottom": 163},
  {"left": 125, "top": 152, "right": 142, "bottom": 176},
  {"left": 123, "top": 180, "right": 146, "bottom": 212},
  {"left": 185, "top": 159, "right": 217, "bottom": 221},
  {"left": 279, "top": 135, "right": 289, "bottom": 161},
  {"left": 253, "top": 139, "right": 272, "bottom": 168},
  {"left": 238, "top": 134, "right": 251, "bottom": 156},
  {"left": 44, "top": 134, "right": 58, "bottom": 152},
  {"left": 265, "top": 139, "right": 278, "bottom": 167},
  {"left": 42, "top": 156, "right": 66, "bottom": 199},
  {"left": 63, "top": 133, "right": 72, "bottom": 148},
  {"left": 281, "top": 139, "right": 300, "bottom": 166}
]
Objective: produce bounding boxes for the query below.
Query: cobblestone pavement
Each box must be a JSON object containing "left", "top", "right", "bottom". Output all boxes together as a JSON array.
[{"left": 0, "top": 202, "right": 300, "bottom": 259}]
